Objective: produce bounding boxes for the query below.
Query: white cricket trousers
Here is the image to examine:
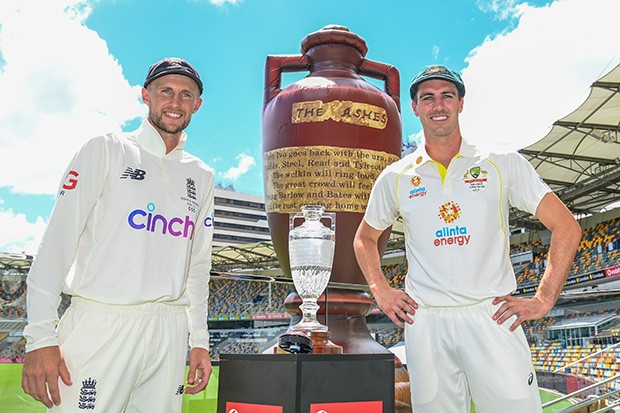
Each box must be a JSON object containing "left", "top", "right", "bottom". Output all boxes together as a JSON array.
[
  {"left": 49, "top": 297, "right": 189, "bottom": 413},
  {"left": 406, "top": 299, "right": 542, "bottom": 413}
]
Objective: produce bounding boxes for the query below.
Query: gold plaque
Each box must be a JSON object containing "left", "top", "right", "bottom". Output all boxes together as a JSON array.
[
  {"left": 292, "top": 100, "right": 387, "bottom": 130},
  {"left": 265, "top": 145, "right": 399, "bottom": 213}
]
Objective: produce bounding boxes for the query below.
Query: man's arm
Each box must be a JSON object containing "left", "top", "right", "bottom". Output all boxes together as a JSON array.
[
  {"left": 22, "top": 135, "right": 110, "bottom": 406},
  {"left": 354, "top": 220, "right": 418, "bottom": 328},
  {"left": 185, "top": 172, "right": 215, "bottom": 392},
  {"left": 493, "top": 192, "right": 582, "bottom": 330}
]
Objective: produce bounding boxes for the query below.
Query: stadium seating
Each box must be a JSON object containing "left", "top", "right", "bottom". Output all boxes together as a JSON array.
[
  {"left": 370, "top": 326, "right": 404, "bottom": 349},
  {"left": 514, "top": 217, "right": 620, "bottom": 286},
  {"left": 531, "top": 341, "right": 620, "bottom": 385},
  {"left": 210, "top": 327, "right": 285, "bottom": 360},
  {"left": 208, "top": 278, "right": 293, "bottom": 317}
]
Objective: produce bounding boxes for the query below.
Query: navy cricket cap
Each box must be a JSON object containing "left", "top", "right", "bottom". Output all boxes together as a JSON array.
[
  {"left": 409, "top": 65, "right": 465, "bottom": 100},
  {"left": 144, "top": 57, "right": 203, "bottom": 95}
]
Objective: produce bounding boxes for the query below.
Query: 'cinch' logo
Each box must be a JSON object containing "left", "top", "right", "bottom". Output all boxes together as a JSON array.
[{"left": 128, "top": 203, "right": 199, "bottom": 239}]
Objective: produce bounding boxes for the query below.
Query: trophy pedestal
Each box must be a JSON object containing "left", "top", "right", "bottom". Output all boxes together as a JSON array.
[
  {"left": 217, "top": 353, "right": 395, "bottom": 413},
  {"left": 271, "top": 289, "right": 412, "bottom": 412}
]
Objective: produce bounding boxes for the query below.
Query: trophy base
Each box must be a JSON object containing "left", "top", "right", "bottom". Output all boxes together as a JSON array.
[
  {"left": 289, "top": 319, "right": 328, "bottom": 334},
  {"left": 275, "top": 330, "right": 343, "bottom": 354},
  {"left": 305, "top": 331, "right": 343, "bottom": 354}
]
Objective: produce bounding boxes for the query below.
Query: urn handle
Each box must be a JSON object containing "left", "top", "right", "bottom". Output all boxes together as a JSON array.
[
  {"left": 359, "top": 59, "right": 401, "bottom": 112},
  {"left": 264, "top": 54, "right": 310, "bottom": 106}
]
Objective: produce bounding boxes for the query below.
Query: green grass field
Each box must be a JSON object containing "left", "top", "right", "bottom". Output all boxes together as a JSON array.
[
  {"left": 471, "top": 389, "right": 573, "bottom": 412},
  {"left": 0, "top": 364, "right": 218, "bottom": 413},
  {"left": 1, "top": 364, "right": 572, "bottom": 412}
]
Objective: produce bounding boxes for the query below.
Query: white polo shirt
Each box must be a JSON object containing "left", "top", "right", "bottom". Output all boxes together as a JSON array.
[{"left": 364, "top": 139, "right": 551, "bottom": 307}]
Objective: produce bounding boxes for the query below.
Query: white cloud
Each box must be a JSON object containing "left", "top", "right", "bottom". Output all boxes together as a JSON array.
[
  {"left": 460, "top": 0, "right": 620, "bottom": 153},
  {"left": 0, "top": 0, "right": 145, "bottom": 195},
  {"left": 0, "top": 203, "right": 47, "bottom": 255},
  {"left": 476, "top": 0, "right": 523, "bottom": 20},
  {"left": 209, "top": 0, "right": 241, "bottom": 6},
  {"left": 220, "top": 153, "right": 256, "bottom": 180}
]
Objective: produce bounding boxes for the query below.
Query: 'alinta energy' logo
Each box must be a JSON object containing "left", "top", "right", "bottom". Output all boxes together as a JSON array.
[
  {"left": 434, "top": 201, "right": 471, "bottom": 247},
  {"left": 408, "top": 175, "right": 427, "bottom": 199}
]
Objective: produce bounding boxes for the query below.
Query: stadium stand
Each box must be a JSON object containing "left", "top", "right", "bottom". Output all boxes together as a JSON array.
[
  {"left": 209, "top": 277, "right": 293, "bottom": 318},
  {"left": 514, "top": 217, "right": 620, "bottom": 287},
  {"left": 370, "top": 325, "right": 405, "bottom": 349}
]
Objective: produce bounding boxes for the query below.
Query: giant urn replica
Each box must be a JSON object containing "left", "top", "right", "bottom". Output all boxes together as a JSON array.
[
  {"left": 263, "top": 25, "right": 401, "bottom": 287},
  {"left": 263, "top": 24, "right": 401, "bottom": 346}
]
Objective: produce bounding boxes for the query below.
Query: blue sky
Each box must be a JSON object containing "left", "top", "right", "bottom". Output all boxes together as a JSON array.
[{"left": 0, "top": 0, "right": 618, "bottom": 254}]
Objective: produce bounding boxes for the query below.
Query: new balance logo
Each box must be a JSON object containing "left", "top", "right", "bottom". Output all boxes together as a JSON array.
[
  {"left": 120, "top": 167, "right": 147, "bottom": 180},
  {"left": 78, "top": 377, "right": 97, "bottom": 410}
]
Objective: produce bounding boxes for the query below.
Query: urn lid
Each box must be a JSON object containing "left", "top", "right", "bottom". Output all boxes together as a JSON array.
[{"left": 300, "top": 25, "right": 368, "bottom": 57}]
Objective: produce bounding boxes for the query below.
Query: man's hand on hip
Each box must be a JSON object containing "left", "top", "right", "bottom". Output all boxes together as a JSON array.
[
  {"left": 373, "top": 285, "right": 418, "bottom": 328},
  {"left": 492, "top": 294, "right": 551, "bottom": 331}
]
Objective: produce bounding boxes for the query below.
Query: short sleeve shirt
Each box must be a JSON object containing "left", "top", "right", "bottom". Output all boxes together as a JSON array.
[{"left": 364, "top": 140, "right": 551, "bottom": 307}]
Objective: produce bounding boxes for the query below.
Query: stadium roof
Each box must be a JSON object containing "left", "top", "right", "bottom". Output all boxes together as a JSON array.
[
  {"left": 514, "top": 63, "right": 620, "bottom": 229},
  {"left": 547, "top": 314, "right": 620, "bottom": 330},
  {"left": 212, "top": 241, "right": 278, "bottom": 271},
  {"left": 211, "top": 221, "right": 406, "bottom": 272},
  {"left": 0, "top": 252, "right": 32, "bottom": 274}
]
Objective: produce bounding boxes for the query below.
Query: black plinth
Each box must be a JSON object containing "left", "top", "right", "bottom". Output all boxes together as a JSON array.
[{"left": 217, "top": 353, "right": 395, "bottom": 413}]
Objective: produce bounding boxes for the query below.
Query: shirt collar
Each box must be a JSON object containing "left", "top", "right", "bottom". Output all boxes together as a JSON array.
[
  {"left": 408, "top": 144, "right": 433, "bottom": 167},
  {"left": 408, "top": 137, "right": 481, "bottom": 166},
  {"left": 135, "top": 119, "right": 187, "bottom": 159},
  {"left": 458, "top": 139, "right": 481, "bottom": 158}
]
